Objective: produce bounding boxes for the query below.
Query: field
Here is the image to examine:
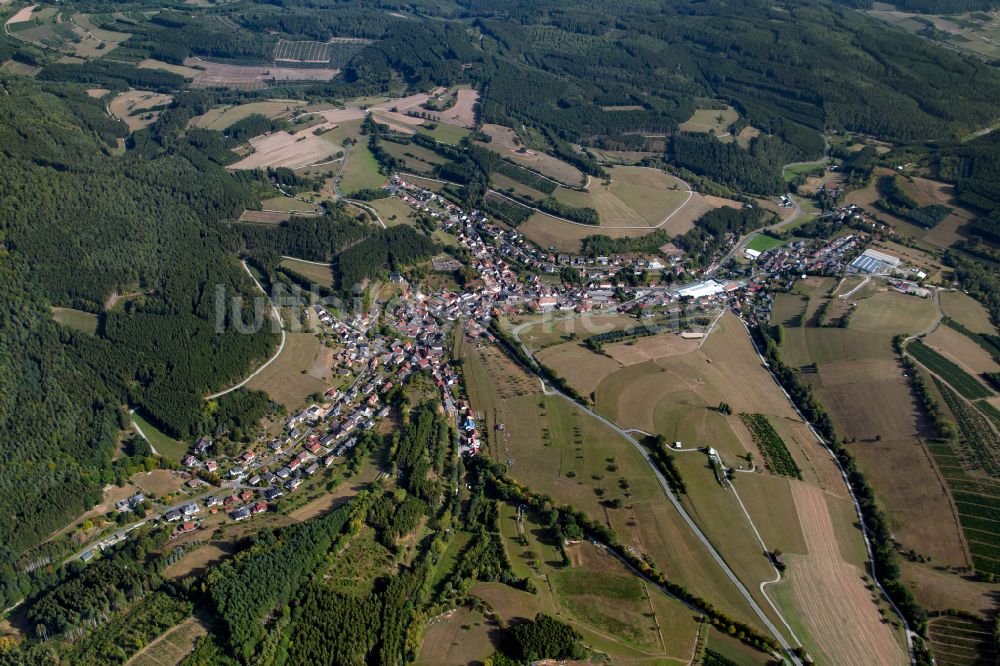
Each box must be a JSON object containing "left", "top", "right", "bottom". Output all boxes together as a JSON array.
[
  {"left": 238, "top": 210, "right": 291, "bottom": 225},
  {"left": 109, "top": 91, "right": 172, "bottom": 132},
  {"left": 184, "top": 57, "right": 339, "bottom": 90},
  {"left": 774, "top": 484, "right": 907, "bottom": 666},
  {"left": 514, "top": 313, "right": 640, "bottom": 351},
  {"left": 602, "top": 332, "right": 701, "bottom": 366},
  {"left": 51, "top": 306, "right": 98, "bottom": 334},
  {"left": 417, "top": 122, "right": 471, "bottom": 145},
  {"left": 162, "top": 542, "right": 236, "bottom": 579},
  {"left": 191, "top": 100, "right": 307, "bottom": 130},
  {"left": 518, "top": 192, "right": 737, "bottom": 253},
  {"left": 131, "top": 411, "right": 188, "bottom": 463},
  {"left": 552, "top": 166, "right": 690, "bottom": 228},
  {"left": 909, "top": 340, "right": 993, "bottom": 400},
  {"left": 339, "top": 144, "right": 386, "bottom": 195},
  {"left": 421, "top": 87, "right": 479, "bottom": 128},
  {"left": 274, "top": 39, "right": 334, "bottom": 64},
  {"left": 379, "top": 140, "right": 445, "bottom": 176},
  {"left": 744, "top": 234, "right": 785, "bottom": 253},
  {"left": 415, "top": 607, "right": 498, "bottom": 666},
  {"left": 926, "top": 325, "right": 1000, "bottom": 376},
  {"left": 738, "top": 413, "right": 801, "bottom": 478},
  {"left": 941, "top": 291, "right": 996, "bottom": 334},
  {"left": 228, "top": 116, "right": 362, "bottom": 170},
  {"left": 130, "top": 469, "right": 186, "bottom": 499},
  {"left": 477, "top": 124, "right": 585, "bottom": 187},
  {"left": 926, "top": 615, "right": 998, "bottom": 666},
  {"left": 456, "top": 332, "right": 764, "bottom": 628},
  {"left": 247, "top": 331, "right": 326, "bottom": 409},
  {"left": 678, "top": 106, "right": 739, "bottom": 136},
  {"left": 848, "top": 291, "right": 938, "bottom": 336},
  {"left": 125, "top": 617, "right": 207, "bottom": 666},
  {"left": 535, "top": 342, "right": 623, "bottom": 397},
  {"left": 5, "top": 8, "right": 130, "bottom": 58}
]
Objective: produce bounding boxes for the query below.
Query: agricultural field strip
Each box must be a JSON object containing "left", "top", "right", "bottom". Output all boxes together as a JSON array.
[
  {"left": 508, "top": 327, "right": 806, "bottom": 662},
  {"left": 909, "top": 340, "right": 993, "bottom": 400},
  {"left": 738, "top": 413, "right": 802, "bottom": 479}
]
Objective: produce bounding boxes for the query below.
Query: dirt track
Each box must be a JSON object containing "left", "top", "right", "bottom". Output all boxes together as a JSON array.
[{"left": 786, "top": 483, "right": 906, "bottom": 666}]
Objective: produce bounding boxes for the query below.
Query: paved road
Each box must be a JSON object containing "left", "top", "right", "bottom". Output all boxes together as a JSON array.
[{"left": 509, "top": 325, "right": 803, "bottom": 664}]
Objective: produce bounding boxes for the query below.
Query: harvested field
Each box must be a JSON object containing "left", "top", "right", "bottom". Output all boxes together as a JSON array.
[
  {"left": 109, "top": 90, "right": 172, "bottom": 132},
  {"left": 185, "top": 57, "right": 339, "bottom": 90},
  {"left": 125, "top": 617, "right": 207, "bottom": 666},
  {"left": 941, "top": 291, "right": 996, "bottom": 334},
  {"left": 371, "top": 91, "right": 433, "bottom": 113},
  {"left": 602, "top": 332, "right": 701, "bottom": 365},
  {"left": 416, "top": 607, "right": 498, "bottom": 666},
  {"left": 477, "top": 124, "right": 584, "bottom": 186},
  {"left": 85, "top": 87, "right": 109, "bottom": 98},
  {"left": 247, "top": 331, "right": 326, "bottom": 409},
  {"left": 228, "top": 116, "right": 360, "bottom": 169},
  {"left": 553, "top": 166, "right": 689, "bottom": 228},
  {"left": 535, "top": 342, "right": 622, "bottom": 397},
  {"left": 778, "top": 483, "right": 907, "bottom": 666},
  {"left": 926, "top": 325, "right": 1000, "bottom": 376},
  {"left": 5, "top": 4, "right": 37, "bottom": 24}
]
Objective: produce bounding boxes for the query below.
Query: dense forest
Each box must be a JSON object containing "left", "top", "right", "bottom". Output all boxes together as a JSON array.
[{"left": 0, "top": 75, "right": 279, "bottom": 609}]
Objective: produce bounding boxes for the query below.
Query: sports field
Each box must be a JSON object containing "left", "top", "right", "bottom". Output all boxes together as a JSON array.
[
  {"left": 745, "top": 234, "right": 785, "bottom": 253},
  {"left": 552, "top": 166, "right": 689, "bottom": 228},
  {"left": 247, "top": 331, "right": 326, "bottom": 409}
]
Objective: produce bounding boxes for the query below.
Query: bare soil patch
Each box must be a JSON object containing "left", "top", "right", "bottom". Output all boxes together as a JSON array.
[
  {"left": 783, "top": 483, "right": 907, "bottom": 666},
  {"left": 228, "top": 117, "right": 357, "bottom": 169}
]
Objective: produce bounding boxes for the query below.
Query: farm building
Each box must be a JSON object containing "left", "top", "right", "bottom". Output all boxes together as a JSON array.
[{"left": 850, "top": 248, "right": 900, "bottom": 274}]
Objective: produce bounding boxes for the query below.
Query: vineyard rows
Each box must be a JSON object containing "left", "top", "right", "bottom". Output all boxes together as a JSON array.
[
  {"left": 910, "top": 340, "right": 993, "bottom": 400},
  {"left": 934, "top": 378, "right": 1000, "bottom": 476},
  {"left": 738, "top": 413, "right": 801, "bottom": 479}
]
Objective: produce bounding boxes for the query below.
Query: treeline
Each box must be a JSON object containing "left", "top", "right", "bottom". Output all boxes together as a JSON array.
[
  {"left": 647, "top": 435, "right": 688, "bottom": 494},
  {"left": 494, "top": 160, "right": 557, "bottom": 195},
  {"left": 235, "top": 211, "right": 371, "bottom": 263},
  {"left": 877, "top": 175, "right": 951, "bottom": 228},
  {"left": 37, "top": 60, "right": 186, "bottom": 93},
  {"left": 752, "top": 324, "right": 927, "bottom": 633},
  {"left": 116, "top": 11, "right": 276, "bottom": 65},
  {"left": 586, "top": 324, "right": 662, "bottom": 350},
  {"left": 338, "top": 225, "right": 437, "bottom": 290},
  {"left": 207, "top": 504, "right": 353, "bottom": 659}
]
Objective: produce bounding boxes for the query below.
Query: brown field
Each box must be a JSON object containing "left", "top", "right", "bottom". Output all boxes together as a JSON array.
[
  {"left": 553, "top": 166, "right": 690, "bottom": 228},
  {"left": 678, "top": 106, "right": 740, "bottom": 135},
  {"left": 416, "top": 607, "right": 499, "bottom": 666},
  {"left": 137, "top": 58, "right": 202, "bottom": 79},
  {"left": 941, "top": 290, "right": 996, "bottom": 334},
  {"left": 85, "top": 87, "right": 109, "bottom": 98},
  {"left": 131, "top": 469, "right": 186, "bottom": 498},
  {"left": 5, "top": 4, "right": 37, "bottom": 24},
  {"left": 109, "top": 91, "right": 172, "bottom": 132},
  {"left": 279, "top": 258, "right": 335, "bottom": 288},
  {"left": 247, "top": 331, "right": 326, "bottom": 409},
  {"left": 515, "top": 313, "right": 639, "bottom": 351},
  {"left": 926, "top": 325, "right": 1000, "bottom": 375},
  {"left": 477, "top": 124, "right": 585, "bottom": 186},
  {"left": 162, "top": 541, "right": 236, "bottom": 579},
  {"left": 370, "top": 91, "right": 434, "bottom": 113},
  {"left": 185, "top": 57, "right": 339, "bottom": 90},
  {"left": 779, "top": 484, "right": 906, "bottom": 666},
  {"left": 125, "top": 617, "right": 207, "bottom": 666},
  {"left": 602, "top": 332, "right": 701, "bottom": 365},
  {"left": 535, "top": 342, "right": 622, "bottom": 397},
  {"left": 0, "top": 60, "right": 40, "bottom": 76},
  {"left": 259, "top": 196, "right": 322, "bottom": 214},
  {"left": 191, "top": 100, "right": 308, "bottom": 130}
]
